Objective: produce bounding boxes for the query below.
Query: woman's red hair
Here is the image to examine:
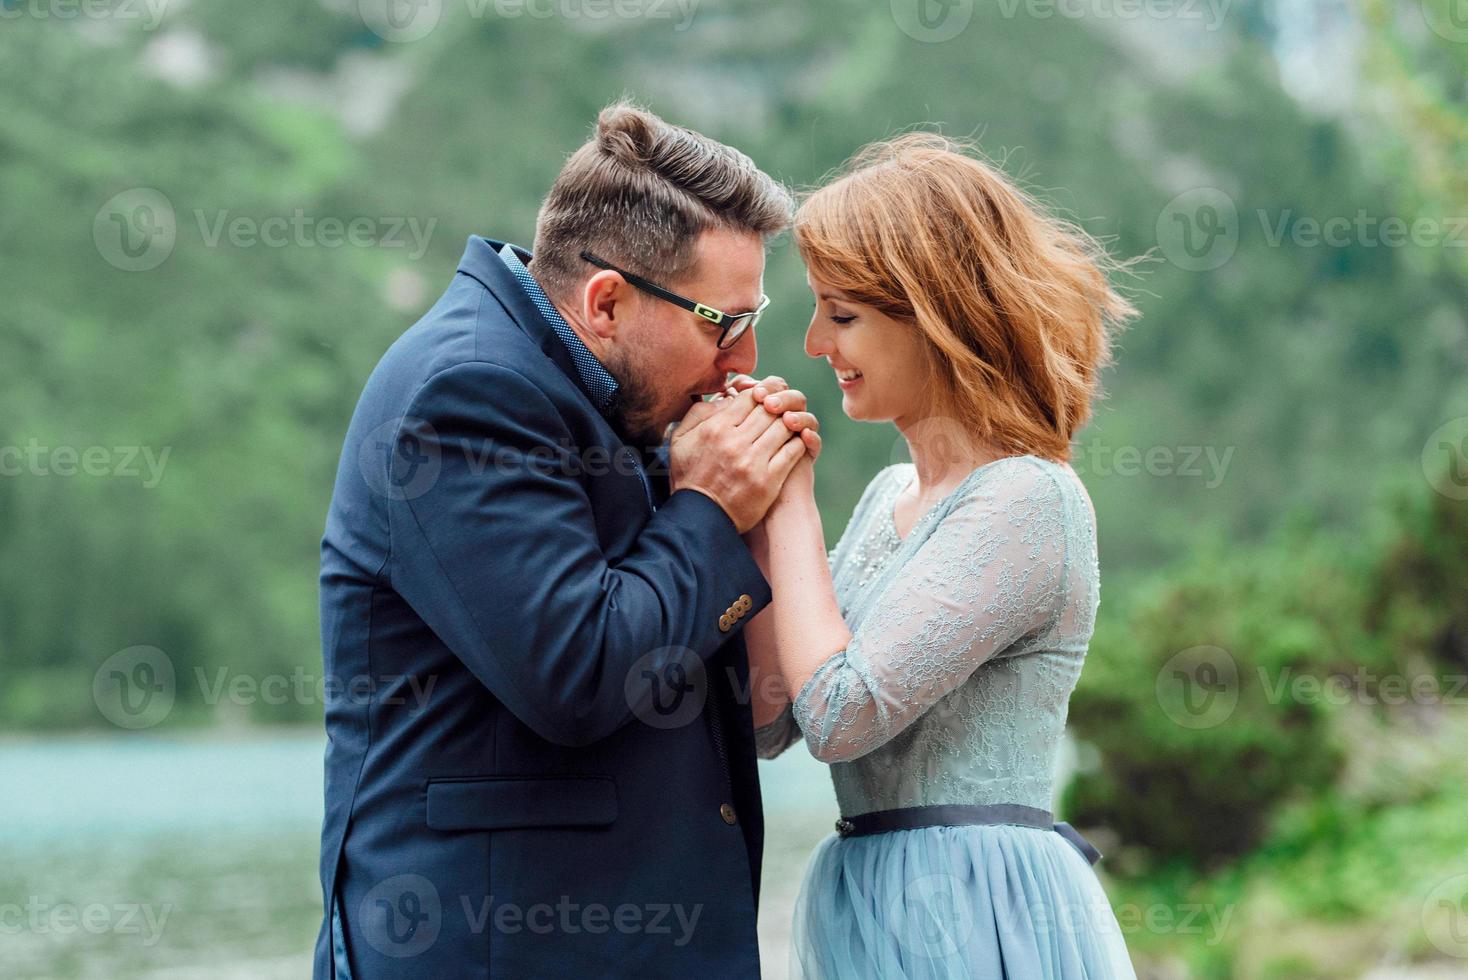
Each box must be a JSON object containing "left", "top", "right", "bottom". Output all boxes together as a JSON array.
[{"left": 795, "top": 133, "right": 1139, "bottom": 461}]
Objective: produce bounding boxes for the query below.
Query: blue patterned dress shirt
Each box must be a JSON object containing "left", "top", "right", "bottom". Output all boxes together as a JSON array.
[{"left": 498, "top": 244, "right": 619, "bottom": 416}]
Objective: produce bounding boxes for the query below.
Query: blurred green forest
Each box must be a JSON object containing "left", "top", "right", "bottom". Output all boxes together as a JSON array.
[{"left": 2, "top": 0, "right": 1467, "bottom": 975}]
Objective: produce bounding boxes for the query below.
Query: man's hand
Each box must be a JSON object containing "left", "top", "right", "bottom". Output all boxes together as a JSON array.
[{"left": 669, "top": 377, "right": 820, "bottom": 533}]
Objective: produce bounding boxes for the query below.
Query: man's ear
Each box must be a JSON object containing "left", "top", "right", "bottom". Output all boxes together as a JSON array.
[{"left": 582, "top": 270, "right": 629, "bottom": 341}]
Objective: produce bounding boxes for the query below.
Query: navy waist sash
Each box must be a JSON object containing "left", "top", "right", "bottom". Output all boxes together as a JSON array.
[{"left": 834, "top": 803, "right": 1102, "bottom": 866}]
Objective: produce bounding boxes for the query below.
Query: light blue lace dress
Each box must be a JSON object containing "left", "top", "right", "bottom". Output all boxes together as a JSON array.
[{"left": 756, "top": 456, "right": 1135, "bottom": 979}]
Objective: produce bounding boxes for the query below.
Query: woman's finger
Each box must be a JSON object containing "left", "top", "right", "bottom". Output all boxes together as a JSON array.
[
  {"left": 800, "top": 429, "right": 823, "bottom": 460},
  {"left": 744, "top": 375, "right": 787, "bottom": 404},
  {"left": 725, "top": 374, "right": 760, "bottom": 394},
  {"left": 715, "top": 384, "right": 763, "bottom": 427},
  {"left": 769, "top": 430, "right": 809, "bottom": 479},
  {"left": 760, "top": 388, "right": 806, "bottom": 416},
  {"left": 781, "top": 411, "right": 819, "bottom": 432}
]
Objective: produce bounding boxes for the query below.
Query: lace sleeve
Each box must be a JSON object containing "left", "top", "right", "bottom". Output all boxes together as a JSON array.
[
  {"left": 791, "top": 460, "right": 1068, "bottom": 764},
  {"left": 754, "top": 702, "right": 800, "bottom": 759}
]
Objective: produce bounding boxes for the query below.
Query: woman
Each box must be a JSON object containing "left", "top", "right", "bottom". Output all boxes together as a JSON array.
[{"left": 743, "top": 133, "right": 1139, "bottom": 978}]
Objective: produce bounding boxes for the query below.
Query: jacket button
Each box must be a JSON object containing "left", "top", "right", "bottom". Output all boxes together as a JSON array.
[
  {"left": 719, "top": 614, "right": 732, "bottom": 632},
  {"left": 720, "top": 803, "right": 738, "bottom": 825}
]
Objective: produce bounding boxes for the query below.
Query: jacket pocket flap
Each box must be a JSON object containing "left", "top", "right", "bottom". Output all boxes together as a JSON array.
[{"left": 426, "top": 776, "right": 616, "bottom": 831}]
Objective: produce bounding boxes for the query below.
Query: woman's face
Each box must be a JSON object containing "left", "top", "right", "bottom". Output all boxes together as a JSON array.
[{"left": 804, "top": 273, "right": 932, "bottom": 426}]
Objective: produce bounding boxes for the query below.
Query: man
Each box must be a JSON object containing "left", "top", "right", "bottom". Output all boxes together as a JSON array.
[{"left": 315, "top": 102, "right": 818, "bottom": 978}]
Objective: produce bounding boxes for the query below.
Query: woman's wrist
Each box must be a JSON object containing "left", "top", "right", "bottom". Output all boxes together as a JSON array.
[
  {"left": 742, "top": 520, "right": 771, "bottom": 567},
  {"left": 771, "top": 458, "right": 816, "bottom": 506},
  {"left": 764, "top": 498, "right": 822, "bottom": 556},
  {"left": 769, "top": 466, "right": 816, "bottom": 513}
]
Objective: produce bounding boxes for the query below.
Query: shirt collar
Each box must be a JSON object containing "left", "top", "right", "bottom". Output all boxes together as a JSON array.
[{"left": 497, "top": 243, "right": 620, "bottom": 415}]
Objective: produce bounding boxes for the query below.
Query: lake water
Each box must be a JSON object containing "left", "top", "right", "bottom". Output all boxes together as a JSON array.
[{"left": 1, "top": 732, "right": 837, "bottom": 979}]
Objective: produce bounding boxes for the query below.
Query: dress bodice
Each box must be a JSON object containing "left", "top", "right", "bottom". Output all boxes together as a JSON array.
[{"left": 756, "top": 456, "right": 1099, "bottom": 816}]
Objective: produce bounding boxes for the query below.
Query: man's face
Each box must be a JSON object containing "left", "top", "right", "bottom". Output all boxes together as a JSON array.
[{"left": 604, "top": 227, "right": 764, "bottom": 446}]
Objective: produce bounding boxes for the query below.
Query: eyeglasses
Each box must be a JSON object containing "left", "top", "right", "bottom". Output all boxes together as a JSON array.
[{"left": 580, "top": 250, "right": 769, "bottom": 350}]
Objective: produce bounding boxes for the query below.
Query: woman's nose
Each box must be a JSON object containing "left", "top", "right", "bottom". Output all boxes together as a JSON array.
[{"left": 805, "top": 317, "right": 831, "bottom": 359}]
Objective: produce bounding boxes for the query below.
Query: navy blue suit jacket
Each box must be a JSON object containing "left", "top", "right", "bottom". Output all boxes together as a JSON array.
[{"left": 315, "top": 237, "right": 771, "bottom": 978}]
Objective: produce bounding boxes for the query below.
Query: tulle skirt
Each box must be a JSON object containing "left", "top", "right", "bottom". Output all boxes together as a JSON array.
[{"left": 789, "top": 823, "right": 1136, "bottom": 979}]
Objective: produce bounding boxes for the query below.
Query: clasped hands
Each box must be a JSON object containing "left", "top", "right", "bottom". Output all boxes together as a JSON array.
[{"left": 669, "top": 374, "right": 820, "bottom": 533}]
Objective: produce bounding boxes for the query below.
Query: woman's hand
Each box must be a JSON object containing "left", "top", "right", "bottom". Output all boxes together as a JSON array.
[
  {"left": 744, "top": 451, "right": 815, "bottom": 577},
  {"left": 723, "top": 374, "right": 823, "bottom": 462},
  {"left": 723, "top": 372, "right": 819, "bottom": 548},
  {"left": 774, "top": 454, "right": 816, "bottom": 507}
]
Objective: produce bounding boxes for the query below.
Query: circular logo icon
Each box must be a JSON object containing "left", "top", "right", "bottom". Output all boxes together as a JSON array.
[
  {"left": 891, "top": 872, "right": 976, "bottom": 959},
  {"left": 1422, "top": 417, "right": 1468, "bottom": 501},
  {"left": 1155, "top": 645, "right": 1239, "bottom": 730},
  {"left": 93, "top": 646, "right": 176, "bottom": 729},
  {"left": 357, "top": 416, "right": 442, "bottom": 501},
  {"left": 358, "top": 0, "right": 443, "bottom": 42},
  {"left": 625, "top": 646, "right": 708, "bottom": 730},
  {"left": 93, "top": 188, "right": 176, "bottom": 272},
  {"left": 1156, "top": 187, "right": 1238, "bottom": 272},
  {"left": 359, "top": 874, "right": 442, "bottom": 958},
  {"left": 890, "top": 0, "right": 974, "bottom": 42},
  {"left": 1422, "top": 872, "right": 1468, "bottom": 958},
  {"left": 1420, "top": 0, "right": 1468, "bottom": 44}
]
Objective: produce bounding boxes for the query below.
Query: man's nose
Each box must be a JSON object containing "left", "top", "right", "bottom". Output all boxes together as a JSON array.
[{"left": 716, "top": 325, "right": 758, "bottom": 377}]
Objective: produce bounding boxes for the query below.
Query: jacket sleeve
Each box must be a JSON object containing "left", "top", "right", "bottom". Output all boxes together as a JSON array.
[{"left": 384, "top": 360, "right": 770, "bottom": 747}]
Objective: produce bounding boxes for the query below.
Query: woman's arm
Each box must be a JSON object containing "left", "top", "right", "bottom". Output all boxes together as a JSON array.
[
  {"left": 741, "top": 602, "right": 793, "bottom": 731},
  {"left": 746, "top": 458, "right": 854, "bottom": 718},
  {"left": 740, "top": 519, "right": 789, "bottom": 729}
]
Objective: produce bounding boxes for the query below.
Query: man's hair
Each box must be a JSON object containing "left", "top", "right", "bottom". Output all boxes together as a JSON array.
[{"left": 531, "top": 102, "right": 793, "bottom": 299}]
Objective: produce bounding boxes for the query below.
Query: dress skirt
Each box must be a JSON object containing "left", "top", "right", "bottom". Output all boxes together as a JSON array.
[{"left": 789, "top": 823, "right": 1137, "bottom": 979}]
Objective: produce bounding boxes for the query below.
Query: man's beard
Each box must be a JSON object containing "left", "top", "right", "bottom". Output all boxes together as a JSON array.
[{"left": 602, "top": 347, "right": 669, "bottom": 450}]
